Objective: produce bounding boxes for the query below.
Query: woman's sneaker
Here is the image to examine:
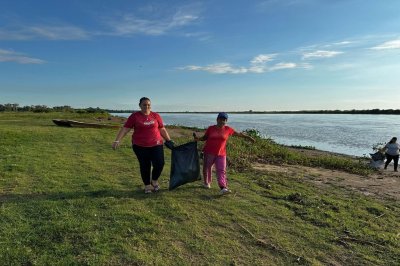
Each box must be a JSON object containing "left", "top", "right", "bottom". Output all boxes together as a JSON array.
[
  {"left": 151, "top": 181, "right": 160, "bottom": 192},
  {"left": 220, "top": 188, "right": 231, "bottom": 195},
  {"left": 144, "top": 184, "right": 154, "bottom": 194}
]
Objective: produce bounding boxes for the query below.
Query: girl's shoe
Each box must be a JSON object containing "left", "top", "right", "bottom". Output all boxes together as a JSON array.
[
  {"left": 220, "top": 188, "right": 231, "bottom": 195},
  {"left": 203, "top": 183, "right": 211, "bottom": 189}
]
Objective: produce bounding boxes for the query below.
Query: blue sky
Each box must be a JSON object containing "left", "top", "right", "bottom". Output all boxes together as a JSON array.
[{"left": 1, "top": 0, "right": 400, "bottom": 111}]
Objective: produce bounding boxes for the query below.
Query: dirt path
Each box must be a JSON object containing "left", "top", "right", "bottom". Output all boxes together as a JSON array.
[{"left": 252, "top": 163, "right": 400, "bottom": 200}]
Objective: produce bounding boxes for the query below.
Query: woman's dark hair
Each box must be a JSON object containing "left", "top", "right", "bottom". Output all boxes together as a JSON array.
[
  {"left": 390, "top": 137, "right": 397, "bottom": 143},
  {"left": 139, "top": 97, "right": 150, "bottom": 105}
]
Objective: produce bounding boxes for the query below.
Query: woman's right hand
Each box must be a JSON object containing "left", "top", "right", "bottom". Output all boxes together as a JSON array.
[{"left": 112, "top": 141, "right": 120, "bottom": 150}]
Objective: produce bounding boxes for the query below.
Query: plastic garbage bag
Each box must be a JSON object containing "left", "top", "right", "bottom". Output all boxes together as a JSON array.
[
  {"left": 369, "top": 151, "right": 385, "bottom": 169},
  {"left": 370, "top": 151, "right": 385, "bottom": 161},
  {"left": 169, "top": 141, "right": 201, "bottom": 190},
  {"left": 370, "top": 159, "right": 385, "bottom": 169}
]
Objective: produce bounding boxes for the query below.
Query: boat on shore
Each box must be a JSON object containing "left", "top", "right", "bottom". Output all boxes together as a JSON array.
[{"left": 52, "top": 119, "right": 120, "bottom": 129}]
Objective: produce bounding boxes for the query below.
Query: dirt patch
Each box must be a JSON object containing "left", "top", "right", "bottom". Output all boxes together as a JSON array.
[{"left": 253, "top": 162, "right": 400, "bottom": 200}]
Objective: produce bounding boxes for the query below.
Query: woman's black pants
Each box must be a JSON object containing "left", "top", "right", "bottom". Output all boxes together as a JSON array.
[
  {"left": 132, "top": 145, "right": 165, "bottom": 185},
  {"left": 384, "top": 153, "right": 399, "bottom": 171}
]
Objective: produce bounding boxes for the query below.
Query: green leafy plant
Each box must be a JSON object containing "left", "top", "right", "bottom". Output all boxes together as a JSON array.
[{"left": 372, "top": 142, "right": 385, "bottom": 152}]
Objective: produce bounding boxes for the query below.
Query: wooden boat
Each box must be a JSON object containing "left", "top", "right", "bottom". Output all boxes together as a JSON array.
[{"left": 52, "top": 119, "right": 120, "bottom": 129}]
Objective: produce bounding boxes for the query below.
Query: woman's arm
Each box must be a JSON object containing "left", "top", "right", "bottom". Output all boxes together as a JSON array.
[
  {"left": 159, "top": 127, "right": 171, "bottom": 141},
  {"left": 112, "top": 127, "right": 131, "bottom": 150},
  {"left": 160, "top": 127, "right": 175, "bottom": 149},
  {"left": 193, "top": 132, "right": 207, "bottom": 141}
]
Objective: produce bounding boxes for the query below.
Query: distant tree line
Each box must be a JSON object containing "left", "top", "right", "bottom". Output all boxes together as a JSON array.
[
  {"left": 168, "top": 109, "right": 400, "bottom": 115},
  {"left": 0, "top": 103, "right": 107, "bottom": 113},
  {"left": 109, "top": 109, "right": 400, "bottom": 114},
  {"left": 2, "top": 103, "right": 400, "bottom": 115},
  {"left": 105, "top": 109, "right": 135, "bottom": 113},
  {"left": 242, "top": 109, "right": 400, "bottom": 115}
]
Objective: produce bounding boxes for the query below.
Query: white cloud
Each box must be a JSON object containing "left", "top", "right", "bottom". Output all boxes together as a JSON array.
[
  {"left": 170, "top": 10, "right": 199, "bottom": 27},
  {"left": 0, "top": 3, "right": 201, "bottom": 40},
  {"left": 108, "top": 16, "right": 165, "bottom": 36},
  {"left": 0, "top": 49, "right": 45, "bottom": 64},
  {"left": 333, "top": 41, "right": 353, "bottom": 46},
  {"left": 250, "top": 54, "right": 276, "bottom": 64},
  {"left": 180, "top": 63, "right": 248, "bottom": 74},
  {"left": 248, "top": 65, "right": 266, "bottom": 73},
  {"left": 179, "top": 54, "right": 299, "bottom": 74},
  {"left": 0, "top": 15, "right": 197, "bottom": 39},
  {"left": 0, "top": 25, "right": 90, "bottom": 40},
  {"left": 105, "top": 7, "right": 200, "bottom": 36},
  {"left": 302, "top": 50, "right": 344, "bottom": 59},
  {"left": 183, "top": 32, "right": 211, "bottom": 41},
  {"left": 370, "top": 39, "right": 400, "bottom": 50},
  {"left": 28, "top": 26, "right": 89, "bottom": 40},
  {"left": 270, "top": 62, "right": 297, "bottom": 71},
  {"left": 320, "top": 41, "right": 356, "bottom": 49}
]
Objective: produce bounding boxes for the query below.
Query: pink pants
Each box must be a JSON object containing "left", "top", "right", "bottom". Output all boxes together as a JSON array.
[{"left": 203, "top": 153, "right": 227, "bottom": 189}]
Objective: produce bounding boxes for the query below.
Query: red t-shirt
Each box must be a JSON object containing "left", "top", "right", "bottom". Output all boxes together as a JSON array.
[
  {"left": 124, "top": 111, "right": 164, "bottom": 147},
  {"left": 203, "top": 125, "right": 235, "bottom": 156}
]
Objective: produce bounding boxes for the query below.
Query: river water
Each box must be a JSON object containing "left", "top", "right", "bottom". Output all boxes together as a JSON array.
[{"left": 112, "top": 113, "right": 400, "bottom": 157}]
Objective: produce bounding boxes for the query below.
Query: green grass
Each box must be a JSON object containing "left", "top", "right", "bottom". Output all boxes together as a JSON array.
[
  {"left": 226, "top": 133, "right": 373, "bottom": 176},
  {"left": 0, "top": 112, "right": 399, "bottom": 265}
]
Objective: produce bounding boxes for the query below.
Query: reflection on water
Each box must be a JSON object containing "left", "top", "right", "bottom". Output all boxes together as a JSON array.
[{"left": 113, "top": 113, "right": 400, "bottom": 157}]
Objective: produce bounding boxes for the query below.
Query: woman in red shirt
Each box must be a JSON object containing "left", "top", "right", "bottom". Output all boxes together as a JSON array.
[
  {"left": 194, "top": 112, "right": 255, "bottom": 194},
  {"left": 112, "top": 97, "right": 174, "bottom": 193}
]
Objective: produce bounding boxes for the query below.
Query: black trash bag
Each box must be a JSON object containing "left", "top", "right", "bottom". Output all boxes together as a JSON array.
[
  {"left": 169, "top": 141, "right": 201, "bottom": 190},
  {"left": 370, "top": 151, "right": 385, "bottom": 161}
]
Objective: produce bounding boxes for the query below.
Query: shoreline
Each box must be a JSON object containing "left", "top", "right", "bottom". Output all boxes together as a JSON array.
[
  {"left": 109, "top": 111, "right": 400, "bottom": 115},
  {"left": 110, "top": 114, "right": 371, "bottom": 159},
  {"left": 284, "top": 145, "right": 363, "bottom": 160},
  {"left": 111, "top": 113, "right": 380, "bottom": 158}
]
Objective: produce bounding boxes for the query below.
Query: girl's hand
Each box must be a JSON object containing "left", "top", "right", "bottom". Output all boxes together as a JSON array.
[{"left": 193, "top": 132, "right": 199, "bottom": 141}]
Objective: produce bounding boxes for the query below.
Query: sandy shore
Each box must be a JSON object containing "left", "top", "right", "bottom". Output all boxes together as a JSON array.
[{"left": 253, "top": 161, "right": 399, "bottom": 201}]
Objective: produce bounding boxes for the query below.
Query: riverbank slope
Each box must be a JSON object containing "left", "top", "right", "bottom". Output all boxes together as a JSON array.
[{"left": 0, "top": 112, "right": 399, "bottom": 265}]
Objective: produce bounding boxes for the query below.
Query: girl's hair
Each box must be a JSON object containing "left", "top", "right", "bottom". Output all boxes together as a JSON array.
[
  {"left": 139, "top": 97, "right": 150, "bottom": 105},
  {"left": 389, "top": 137, "right": 397, "bottom": 143}
]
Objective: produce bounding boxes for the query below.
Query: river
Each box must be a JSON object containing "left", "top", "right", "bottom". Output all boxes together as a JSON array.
[{"left": 112, "top": 113, "right": 400, "bottom": 157}]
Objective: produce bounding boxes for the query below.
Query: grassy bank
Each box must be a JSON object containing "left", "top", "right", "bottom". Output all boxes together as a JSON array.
[{"left": 0, "top": 112, "right": 399, "bottom": 265}]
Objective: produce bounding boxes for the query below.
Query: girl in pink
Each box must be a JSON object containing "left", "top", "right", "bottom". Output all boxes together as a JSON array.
[{"left": 194, "top": 112, "right": 255, "bottom": 194}]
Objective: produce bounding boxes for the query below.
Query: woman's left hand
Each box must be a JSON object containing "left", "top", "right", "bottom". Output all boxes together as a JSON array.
[{"left": 165, "top": 140, "right": 175, "bottom": 149}]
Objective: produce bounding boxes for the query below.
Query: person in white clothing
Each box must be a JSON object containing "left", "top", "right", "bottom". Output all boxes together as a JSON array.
[{"left": 384, "top": 137, "right": 400, "bottom": 172}]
